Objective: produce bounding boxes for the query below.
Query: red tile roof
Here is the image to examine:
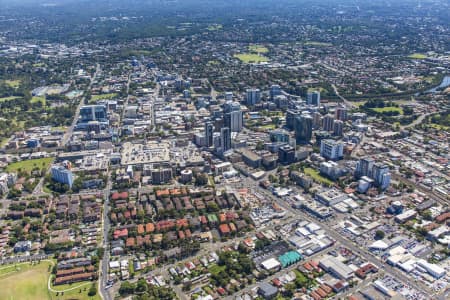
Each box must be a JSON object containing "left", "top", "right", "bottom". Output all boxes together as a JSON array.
[
  {"left": 111, "top": 191, "right": 128, "bottom": 200},
  {"left": 176, "top": 219, "right": 189, "bottom": 228},
  {"left": 145, "top": 223, "right": 155, "bottom": 233},
  {"left": 219, "top": 224, "right": 230, "bottom": 235},
  {"left": 126, "top": 237, "right": 135, "bottom": 247},
  {"left": 113, "top": 228, "right": 128, "bottom": 239}
]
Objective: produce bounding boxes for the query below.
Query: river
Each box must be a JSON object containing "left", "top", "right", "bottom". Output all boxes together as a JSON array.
[{"left": 426, "top": 75, "right": 450, "bottom": 93}]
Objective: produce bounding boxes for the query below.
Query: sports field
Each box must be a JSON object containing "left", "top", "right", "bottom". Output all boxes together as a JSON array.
[
  {"left": 248, "top": 45, "right": 269, "bottom": 53},
  {"left": 0, "top": 261, "right": 99, "bottom": 300},
  {"left": 6, "top": 157, "right": 54, "bottom": 173},
  {"left": 234, "top": 53, "right": 269, "bottom": 63},
  {"left": 371, "top": 106, "right": 403, "bottom": 114},
  {"left": 0, "top": 96, "right": 21, "bottom": 102},
  {"left": 0, "top": 261, "right": 52, "bottom": 300},
  {"left": 3, "top": 79, "right": 21, "bottom": 88},
  {"left": 408, "top": 53, "right": 427, "bottom": 59}
]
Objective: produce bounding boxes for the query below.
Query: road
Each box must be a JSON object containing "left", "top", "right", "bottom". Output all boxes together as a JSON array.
[
  {"left": 61, "top": 63, "right": 101, "bottom": 147},
  {"left": 391, "top": 173, "right": 448, "bottom": 205},
  {"left": 254, "top": 186, "right": 435, "bottom": 296},
  {"left": 400, "top": 111, "right": 434, "bottom": 130},
  {"left": 99, "top": 70, "right": 131, "bottom": 300},
  {"left": 31, "top": 63, "right": 101, "bottom": 196},
  {"left": 99, "top": 180, "right": 112, "bottom": 300},
  {"left": 227, "top": 245, "right": 338, "bottom": 300},
  {"left": 331, "top": 83, "right": 356, "bottom": 109},
  {"left": 119, "top": 74, "right": 132, "bottom": 125}
]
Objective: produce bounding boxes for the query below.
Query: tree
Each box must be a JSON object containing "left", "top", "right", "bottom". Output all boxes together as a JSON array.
[
  {"left": 375, "top": 230, "right": 385, "bottom": 240},
  {"left": 119, "top": 281, "right": 135, "bottom": 296},
  {"left": 88, "top": 284, "right": 97, "bottom": 297},
  {"left": 135, "top": 278, "right": 148, "bottom": 293},
  {"left": 422, "top": 210, "right": 433, "bottom": 221},
  {"left": 195, "top": 173, "right": 208, "bottom": 186},
  {"left": 255, "top": 141, "right": 264, "bottom": 150}
]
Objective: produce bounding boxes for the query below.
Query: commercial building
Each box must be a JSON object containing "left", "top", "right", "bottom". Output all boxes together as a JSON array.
[
  {"left": 269, "top": 129, "right": 290, "bottom": 143},
  {"left": 312, "top": 111, "right": 323, "bottom": 129},
  {"left": 294, "top": 114, "right": 313, "bottom": 144},
  {"left": 278, "top": 145, "right": 296, "bottom": 165},
  {"left": 225, "top": 91, "right": 233, "bottom": 101},
  {"left": 270, "top": 84, "right": 281, "bottom": 100},
  {"left": 79, "top": 105, "right": 107, "bottom": 123},
  {"left": 223, "top": 101, "right": 243, "bottom": 132},
  {"left": 0, "top": 173, "right": 16, "bottom": 195},
  {"left": 320, "top": 139, "right": 344, "bottom": 161},
  {"left": 307, "top": 91, "right": 320, "bottom": 106},
  {"left": 320, "top": 161, "right": 344, "bottom": 180},
  {"left": 241, "top": 149, "right": 262, "bottom": 168},
  {"left": 286, "top": 110, "right": 300, "bottom": 130},
  {"left": 220, "top": 127, "right": 231, "bottom": 152},
  {"left": 214, "top": 162, "right": 232, "bottom": 176},
  {"left": 258, "top": 282, "right": 278, "bottom": 299},
  {"left": 274, "top": 95, "right": 288, "bottom": 109},
  {"left": 246, "top": 88, "right": 261, "bottom": 105},
  {"left": 316, "top": 188, "right": 348, "bottom": 206},
  {"left": 261, "top": 258, "right": 281, "bottom": 271},
  {"left": 333, "top": 120, "right": 344, "bottom": 136},
  {"left": 180, "top": 169, "right": 193, "bottom": 183},
  {"left": 51, "top": 165, "right": 74, "bottom": 188},
  {"left": 372, "top": 163, "right": 391, "bottom": 190},
  {"left": 356, "top": 158, "right": 391, "bottom": 190},
  {"left": 145, "top": 164, "right": 173, "bottom": 184},
  {"left": 358, "top": 176, "right": 374, "bottom": 193},
  {"left": 394, "top": 209, "right": 417, "bottom": 223},
  {"left": 334, "top": 106, "right": 348, "bottom": 121},
  {"left": 319, "top": 256, "right": 354, "bottom": 280},
  {"left": 416, "top": 260, "right": 446, "bottom": 279},
  {"left": 322, "top": 114, "right": 334, "bottom": 131},
  {"left": 355, "top": 157, "right": 375, "bottom": 178},
  {"left": 204, "top": 122, "right": 214, "bottom": 147}
]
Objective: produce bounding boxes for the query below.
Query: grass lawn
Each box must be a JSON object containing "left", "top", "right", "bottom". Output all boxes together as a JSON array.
[
  {"left": 371, "top": 106, "right": 403, "bottom": 114},
  {"left": 248, "top": 45, "right": 269, "bottom": 53},
  {"left": 49, "top": 280, "right": 100, "bottom": 300},
  {"left": 3, "top": 79, "right": 21, "bottom": 88},
  {"left": 352, "top": 101, "right": 367, "bottom": 107},
  {"left": 307, "top": 87, "right": 328, "bottom": 93},
  {"left": 90, "top": 93, "right": 117, "bottom": 102},
  {"left": 0, "top": 138, "right": 9, "bottom": 148},
  {"left": 51, "top": 126, "right": 67, "bottom": 131},
  {"left": 31, "top": 96, "right": 46, "bottom": 106},
  {"left": 408, "top": 53, "right": 427, "bottom": 59},
  {"left": 429, "top": 123, "right": 450, "bottom": 131},
  {"left": 207, "top": 60, "right": 220, "bottom": 65},
  {"left": 304, "top": 41, "right": 332, "bottom": 47},
  {"left": 0, "top": 261, "right": 52, "bottom": 300},
  {"left": 304, "top": 167, "right": 334, "bottom": 186},
  {"left": 0, "top": 96, "right": 21, "bottom": 102},
  {"left": 208, "top": 264, "right": 226, "bottom": 276},
  {"left": 234, "top": 53, "right": 269, "bottom": 63},
  {"left": 6, "top": 157, "right": 54, "bottom": 173},
  {"left": 261, "top": 124, "right": 277, "bottom": 130},
  {"left": 207, "top": 24, "right": 223, "bottom": 31}
]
